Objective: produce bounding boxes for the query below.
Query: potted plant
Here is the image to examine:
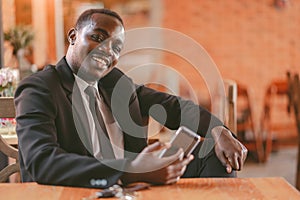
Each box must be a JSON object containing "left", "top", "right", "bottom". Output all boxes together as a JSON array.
[{"left": 4, "top": 25, "right": 34, "bottom": 77}]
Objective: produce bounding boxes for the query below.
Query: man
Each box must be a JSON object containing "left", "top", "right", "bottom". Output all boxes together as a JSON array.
[{"left": 14, "top": 8, "right": 247, "bottom": 188}]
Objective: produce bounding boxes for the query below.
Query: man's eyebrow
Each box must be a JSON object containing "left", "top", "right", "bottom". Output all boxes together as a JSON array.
[
  {"left": 94, "top": 28, "right": 109, "bottom": 37},
  {"left": 113, "top": 38, "right": 123, "bottom": 45}
]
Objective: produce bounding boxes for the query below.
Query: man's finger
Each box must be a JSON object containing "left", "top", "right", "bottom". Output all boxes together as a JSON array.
[
  {"left": 217, "top": 152, "right": 228, "bottom": 167},
  {"left": 170, "top": 155, "right": 194, "bottom": 172},
  {"left": 242, "top": 146, "right": 248, "bottom": 162},
  {"left": 237, "top": 146, "right": 248, "bottom": 170},
  {"left": 238, "top": 156, "right": 243, "bottom": 171},
  {"left": 233, "top": 153, "right": 240, "bottom": 170},
  {"left": 166, "top": 176, "right": 180, "bottom": 185},
  {"left": 217, "top": 152, "right": 233, "bottom": 173},
  {"left": 226, "top": 163, "right": 232, "bottom": 174},
  {"left": 143, "top": 142, "right": 169, "bottom": 153},
  {"left": 163, "top": 148, "right": 184, "bottom": 164},
  {"left": 223, "top": 154, "right": 233, "bottom": 173}
]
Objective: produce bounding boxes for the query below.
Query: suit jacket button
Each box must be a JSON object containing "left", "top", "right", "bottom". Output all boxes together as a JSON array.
[
  {"left": 90, "top": 179, "right": 96, "bottom": 186},
  {"left": 90, "top": 178, "right": 108, "bottom": 186},
  {"left": 99, "top": 179, "right": 107, "bottom": 186}
]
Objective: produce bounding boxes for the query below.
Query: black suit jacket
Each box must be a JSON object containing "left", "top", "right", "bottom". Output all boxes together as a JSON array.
[{"left": 14, "top": 57, "right": 223, "bottom": 188}]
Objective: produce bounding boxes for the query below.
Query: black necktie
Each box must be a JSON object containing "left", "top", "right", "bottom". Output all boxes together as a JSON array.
[{"left": 85, "top": 86, "right": 115, "bottom": 159}]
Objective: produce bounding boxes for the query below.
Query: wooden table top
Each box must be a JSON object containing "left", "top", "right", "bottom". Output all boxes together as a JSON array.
[{"left": 0, "top": 177, "right": 299, "bottom": 200}]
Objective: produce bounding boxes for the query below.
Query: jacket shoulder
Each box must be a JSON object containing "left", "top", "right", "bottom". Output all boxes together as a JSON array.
[
  {"left": 21, "top": 65, "right": 59, "bottom": 83},
  {"left": 15, "top": 65, "right": 61, "bottom": 96}
]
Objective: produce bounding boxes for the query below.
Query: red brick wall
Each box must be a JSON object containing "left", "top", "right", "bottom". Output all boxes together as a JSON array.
[{"left": 162, "top": 0, "right": 300, "bottom": 129}]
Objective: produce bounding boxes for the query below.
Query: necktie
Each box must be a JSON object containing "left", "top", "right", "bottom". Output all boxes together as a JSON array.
[{"left": 85, "top": 86, "right": 115, "bottom": 159}]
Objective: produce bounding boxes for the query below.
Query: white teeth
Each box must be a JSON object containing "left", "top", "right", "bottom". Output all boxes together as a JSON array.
[
  {"left": 92, "top": 56, "right": 110, "bottom": 67},
  {"left": 92, "top": 57, "right": 106, "bottom": 65}
]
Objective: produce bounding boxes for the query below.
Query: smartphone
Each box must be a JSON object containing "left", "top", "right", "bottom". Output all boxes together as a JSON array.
[{"left": 159, "top": 126, "right": 201, "bottom": 158}]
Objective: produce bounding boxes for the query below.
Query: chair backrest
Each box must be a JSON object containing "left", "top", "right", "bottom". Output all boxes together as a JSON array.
[
  {"left": 262, "top": 80, "right": 289, "bottom": 120},
  {"left": 223, "top": 80, "right": 237, "bottom": 133},
  {"left": 0, "top": 97, "right": 19, "bottom": 182},
  {"left": 287, "top": 72, "right": 300, "bottom": 127},
  {"left": 287, "top": 72, "right": 300, "bottom": 190},
  {"left": 261, "top": 79, "right": 297, "bottom": 158},
  {"left": 261, "top": 79, "right": 297, "bottom": 132},
  {"left": 0, "top": 97, "right": 16, "bottom": 118},
  {"left": 236, "top": 83, "right": 255, "bottom": 133}
]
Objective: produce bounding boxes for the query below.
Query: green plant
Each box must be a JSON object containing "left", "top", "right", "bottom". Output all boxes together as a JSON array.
[{"left": 4, "top": 25, "right": 34, "bottom": 55}]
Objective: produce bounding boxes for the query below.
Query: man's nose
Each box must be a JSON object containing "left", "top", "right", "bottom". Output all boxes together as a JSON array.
[{"left": 99, "top": 41, "right": 114, "bottom": 56}]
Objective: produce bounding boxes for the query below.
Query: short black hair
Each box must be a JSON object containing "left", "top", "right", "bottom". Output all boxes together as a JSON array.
[{"left": 75, "top": 8, "right": 124, "bottom": 30}]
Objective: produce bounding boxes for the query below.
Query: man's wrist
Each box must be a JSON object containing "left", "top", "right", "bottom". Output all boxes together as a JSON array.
[
  {"left": 120, "top": 161, "right": 140, "bottom": 185},
  {"left": 211, "top": 126, "right": 233, "bottom": 141}
]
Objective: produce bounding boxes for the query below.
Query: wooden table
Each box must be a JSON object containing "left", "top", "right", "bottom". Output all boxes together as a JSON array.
[{"left": 0, "top": 177, "right": 299, "bottom": 200}]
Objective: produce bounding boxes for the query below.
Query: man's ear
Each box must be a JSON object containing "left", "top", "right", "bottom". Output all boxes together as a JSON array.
[{"left": 67, "top": 28, "right": 77, "bottom": 45}]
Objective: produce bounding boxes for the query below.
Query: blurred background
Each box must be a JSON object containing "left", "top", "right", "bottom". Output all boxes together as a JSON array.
[{"left": 1, "top": 0, "right": 300, "bottom": 186}]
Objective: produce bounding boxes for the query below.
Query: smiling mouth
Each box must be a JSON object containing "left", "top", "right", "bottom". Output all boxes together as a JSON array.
[{"left": 92, "top": 56, "right": 111, "bottom": 68}]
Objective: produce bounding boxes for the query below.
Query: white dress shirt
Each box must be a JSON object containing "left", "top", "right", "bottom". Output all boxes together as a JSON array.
[{"left": 74, "top": 75, "right": 124, "bottom": 159}]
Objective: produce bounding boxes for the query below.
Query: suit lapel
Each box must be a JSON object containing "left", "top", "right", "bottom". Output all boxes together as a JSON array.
[
  {"left": 55, "top": 58, "right": 75, "bottom": 104},
  {"left": 54, "top": 58, "right": 93, "bottom": 155}
]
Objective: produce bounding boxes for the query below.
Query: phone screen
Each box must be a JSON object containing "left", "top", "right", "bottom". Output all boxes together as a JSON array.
[{"left": 159, "top": 126, "right": 201, "bottom": 158}]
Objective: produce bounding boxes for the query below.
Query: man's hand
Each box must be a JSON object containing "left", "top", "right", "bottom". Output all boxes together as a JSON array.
[
  {"left": 122, "top": 142, "right": 194, "bottom": 185},
  {"left": 211, "top": 126, "right": 248, "bottom": 173}
]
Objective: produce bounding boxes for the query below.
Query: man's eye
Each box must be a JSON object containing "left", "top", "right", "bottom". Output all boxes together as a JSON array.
[
  {"left": 113, "top": 46, "right": 122, "bottom": 54},
  {"left": 91, "top": 34, "right": 105, "bottom": 42}
]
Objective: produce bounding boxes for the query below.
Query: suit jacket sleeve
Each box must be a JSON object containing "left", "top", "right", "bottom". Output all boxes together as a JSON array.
[
  {"left": 99, "top": 67, "right": 224, "bottom": 138},
  {"left": 14, "top": 69, "right": 128, "bottom": 188},
  {"left": 135, "top": 85, "right": 224, "bottom": 138}
]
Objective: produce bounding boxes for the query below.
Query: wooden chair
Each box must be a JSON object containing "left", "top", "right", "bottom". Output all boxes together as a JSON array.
[
  {"left": 223, "top": 80, "right": 237, "bottom": 134},
  {"left": 0, "top": 97, "right": 19, "bottom": 182},
  {"left": 236, "top": 83, "right": 264, "bottom": 162},
  {"left": 261, "top": 79, "right": 298, "bottom": 162},
  {"left": 287, "top": 72, "right": 300, "bottom": 190}
]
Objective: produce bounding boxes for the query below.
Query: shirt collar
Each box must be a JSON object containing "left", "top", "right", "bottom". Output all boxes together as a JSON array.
[{"left": 74, "top": 74, "right": 98, "bottom": 92}]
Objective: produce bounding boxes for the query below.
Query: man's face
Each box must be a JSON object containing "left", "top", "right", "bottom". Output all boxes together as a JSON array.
[{"left": 70, "top": 13, "right": 125, "bottom": 82}]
